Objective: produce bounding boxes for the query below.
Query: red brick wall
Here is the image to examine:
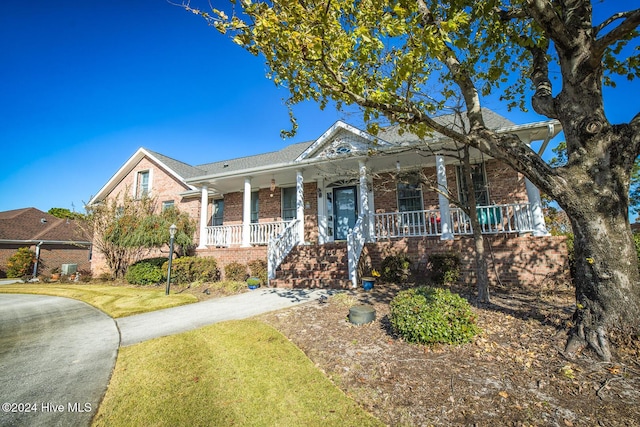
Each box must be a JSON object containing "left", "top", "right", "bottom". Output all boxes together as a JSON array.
[
  {"left": 196, "top": 246, "right": 267, "bottom": 280},
  {"left": 371, "top": 160, "right": 527, "bottom": 212},
  {"left": 0, "top": 243, "right": 91, "bottom": 278},
  {"left": 360, "top": 235, "right": 569, "bottom": 287}
]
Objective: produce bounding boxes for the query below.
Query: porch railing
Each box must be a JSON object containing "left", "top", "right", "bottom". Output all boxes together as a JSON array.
[
  {"left": 205, "top": 220, "right": 293, "bottom": 247},
  {"left": 267, "top": 219, "right": 300, "bottom": 281},
  {"left": 371, "top": 203, "right": 534, "bottom": 239}
]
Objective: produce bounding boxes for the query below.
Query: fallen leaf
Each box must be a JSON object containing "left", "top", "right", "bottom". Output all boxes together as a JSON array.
[{"left": 498, "top": 391, "right": 509, "bottom": 399}]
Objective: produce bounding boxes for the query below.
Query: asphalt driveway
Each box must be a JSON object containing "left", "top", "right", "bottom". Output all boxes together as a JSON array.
[
  {"left": 0, "top": 294, "right": 119, "bottom": 427},
  {"left": 0, "top": 287, "right": 330, "bottom": 426}
]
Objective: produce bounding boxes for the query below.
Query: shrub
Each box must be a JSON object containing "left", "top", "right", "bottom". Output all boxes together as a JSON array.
[
  {"left": 428, "top": 253, "right": 461, "bottom": 285},
  {"left": 164, "top": 256, "right": 220, "bottom": 285},
  {"left": 225, "top": 261, "right": 248, "bottom": 282},
  {"left": 248, "top": 259, "right": 268, "bottom": 285},
  {"left": 390, "top": 286, "right": 480, "bottom": 346},
  {"left": 380, "top": 254, "right": 412, "bottom": 283},
  {"left": 6, "top": 247, "right": 36, "bottom": 278},
  {"left": 125, "top": 259, "right": 165, "bottom": 285}
]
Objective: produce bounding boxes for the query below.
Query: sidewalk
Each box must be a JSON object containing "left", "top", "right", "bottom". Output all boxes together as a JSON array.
[{"left": 116, "top": 287, "right": 332, "bottom": 346}]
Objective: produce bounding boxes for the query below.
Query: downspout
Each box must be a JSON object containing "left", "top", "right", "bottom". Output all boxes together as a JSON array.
[{"left": 32, "top": 241, "right": 43, "bottom": 279}]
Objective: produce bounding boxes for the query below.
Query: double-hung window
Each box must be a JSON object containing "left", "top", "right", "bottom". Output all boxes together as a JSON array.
[
  {"left": 250, "top": 191, "right": 259, "bottom": 223},
  {"left": 211, "top": 200, "right": 224, "bottom": 226},
  {"left": 136, "top": 170, "right": 150, "bottom": 198},
  {"left": 282, "top": 187, "right": 297, "bottom": 220},
  {"left": 456, "top": 162, "right": 489, "bottom": 206}
]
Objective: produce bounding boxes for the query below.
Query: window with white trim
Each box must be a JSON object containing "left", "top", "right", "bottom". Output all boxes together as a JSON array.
[
  {"left": 397, "top": 183, "right": 423, "bottom": 212},
  {"left": 250, "top": 191, "right": 259, "bottom": 223},
  {"left": 211, "top": 200, "right": 224, "bottom": 226},
  {"left": 282, "top": 187, "right": 296, "bottom": 220},
  {"left": 136, "top": 170, "right": 150, "bottom": 198},
  {"left": 456, "top": 162, "right": 489, "bottom": 206},
  {"left": 162, "top": 200, "right": 174, "bottom": 211}
]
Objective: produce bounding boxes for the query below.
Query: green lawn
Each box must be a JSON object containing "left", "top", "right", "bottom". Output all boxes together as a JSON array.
[
  {"left": 92, "top": 319, "right": 382, "bottom": 426},
  {"left": 0, "top": 283, "right": 197, "bottom": 317}
]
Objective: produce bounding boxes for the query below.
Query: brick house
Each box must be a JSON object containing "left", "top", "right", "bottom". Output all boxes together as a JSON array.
[
  {"left": 89, "top": 110, "right": 569, "bottom": 287},
  {"left": 0, "top": 208, "right": 91, "bottom": 278}
]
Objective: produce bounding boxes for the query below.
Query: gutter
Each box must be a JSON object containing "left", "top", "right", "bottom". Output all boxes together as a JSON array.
[
  {"left": 185, "top": 119, "right": 562, "bottom": 185},
  {"left": 0, "top": 239, "right": 92, "bottom": 247}
]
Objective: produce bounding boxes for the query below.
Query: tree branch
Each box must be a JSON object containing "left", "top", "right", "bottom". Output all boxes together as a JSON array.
[
  {"left": 593, "top": 9, "right": 640, "bottom": 57},
  {"left": 524, "top": 0, "right": 574, "bottom": 50},
  {"left": 528, "top": 40, "right": 558, "bottom": 119}
]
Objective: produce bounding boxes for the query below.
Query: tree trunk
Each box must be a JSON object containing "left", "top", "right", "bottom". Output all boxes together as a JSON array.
[
  {"left": 462, "top": 146, "right": 491, "bottom": 303},
  {"left": 563, "top": 205, "right": 640, "bottom": 361}
]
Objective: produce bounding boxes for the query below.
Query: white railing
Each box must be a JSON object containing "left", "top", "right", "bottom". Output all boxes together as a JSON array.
[
  {"left": 347, "top": 215, "right": 366, "bottom": 288},
  {"left": 205, "top": 220, "right": 293, "bottom": 247},
  {"left": 268, "top": 219, "right": 301, "bottom": 281},
  {"left": 371, "top": 203, "right": 534, "bottom": 239},
  {"left": 205, "top": 224, "right": 243, "bottom": 247}
]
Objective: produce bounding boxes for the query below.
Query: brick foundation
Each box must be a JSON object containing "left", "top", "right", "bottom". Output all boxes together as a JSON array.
[{"left": 360, "top": 234, "right": 569, "bottom": 288}]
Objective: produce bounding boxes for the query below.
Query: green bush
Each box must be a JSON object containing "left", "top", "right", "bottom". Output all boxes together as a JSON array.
[
  {"left": 248, "top": 259, "right": 268, "bottom": 285},
  {"left": 380, "top": 254, "right": 412, "bottom": 283},
  {"left": 428, "top": 253, "right": 461, "bottom": 285},
  {"left": 6, "top": 247, "right": 36, "bottom": 278},
  {"left": 125, "top": 259, "right": 165, "bottom": 285},
  {"left": 163, "top": 256, "right": 220, "bottom": 285},
  {"left": 390, "top": 286, "right": 480, "bottom": 346},
  {"left": 225, "top": 261, "right": 248, "bottom": 282}
]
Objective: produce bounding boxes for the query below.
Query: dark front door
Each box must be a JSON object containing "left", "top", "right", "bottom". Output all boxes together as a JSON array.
[{"left": 333, "top": 186, "right": 358, "bottom": 240}]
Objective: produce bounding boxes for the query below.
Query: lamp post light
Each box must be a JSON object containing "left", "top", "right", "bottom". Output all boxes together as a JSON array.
[{"left": 165, "top": 223, "right": 177, "bottom": 295}]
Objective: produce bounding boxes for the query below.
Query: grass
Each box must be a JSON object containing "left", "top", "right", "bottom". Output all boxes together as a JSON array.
[
  {"left": 92, "top": 320, "right": 383, "bottom": 427},
  {"left": 0, "top": 283, "right": 197, "bottom": 317}
]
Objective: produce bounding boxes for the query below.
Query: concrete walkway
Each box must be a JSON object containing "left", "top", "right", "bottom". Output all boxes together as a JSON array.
[{"left": 117, "top": 287, "right": 332, "bottom": 346}]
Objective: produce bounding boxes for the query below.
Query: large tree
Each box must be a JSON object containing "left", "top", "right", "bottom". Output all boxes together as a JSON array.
[
  {"left": 85, "top": 194, "right": 196, "bottom": 279},
  {"left": 185, "top": 0, "right": 640, "bottom": 360}
]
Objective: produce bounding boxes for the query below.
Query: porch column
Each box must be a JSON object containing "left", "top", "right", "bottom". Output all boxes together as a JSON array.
[
  {"left": 525, "top": 178, "right": 549, "bottom": 236},
  {"left": 197, "top": 185, "right": 209, "bottom": 249},
  {"left": 436, "top": 154, "right": 454, "bottom": 240},
  {"left": 242, "top": 177, "right": 252, "bottom": 247},
  {"left": 317, "top": 177, "right": 327, "bottom": 244},
  {"left": 358, "top": 160, "right": 371, "bottom": 240},
  {"left": 296, "top": 170, "right": 305, "bottom": 244}
]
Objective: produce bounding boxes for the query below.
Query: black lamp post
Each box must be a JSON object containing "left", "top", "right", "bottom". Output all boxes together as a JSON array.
[{"left": 165, "top": 223, "right": 177, "bottom": 295}]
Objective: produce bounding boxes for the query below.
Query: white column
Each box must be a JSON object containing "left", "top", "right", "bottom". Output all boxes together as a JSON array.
[
  {"left": 242, "top": 177, "right": 252, "bottom": 247},
  {"left": 197, "top": 185, "right": 209, "bottom": 249},
  {"left": 525, "top": 178, "right": 549, "bottom": 236},
  {"left": 296, "top": 170, "right": 305, "bottom": 244},
  {"left": 436, "top": 154, "right": 454, "bottom": 240},
  {"left": 358, "top": 160, "right": 370, "bottom": 239},
  {"left": 317, "top": 178, "right": 327, "bottom": 245}
]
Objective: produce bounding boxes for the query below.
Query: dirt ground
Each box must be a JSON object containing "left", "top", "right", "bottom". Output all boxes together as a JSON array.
[{"left": 252, "top": 281, "right": 640, "bottom": 427}]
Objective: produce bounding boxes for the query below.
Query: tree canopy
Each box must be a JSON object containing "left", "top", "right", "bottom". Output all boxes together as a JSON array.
[{"left": 184, "top": 0, "right": 640, "bottom": 360}]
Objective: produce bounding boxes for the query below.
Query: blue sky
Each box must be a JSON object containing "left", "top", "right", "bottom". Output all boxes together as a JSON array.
[{"left": 0, "top": 1, "right": 637, "bottom": 214}]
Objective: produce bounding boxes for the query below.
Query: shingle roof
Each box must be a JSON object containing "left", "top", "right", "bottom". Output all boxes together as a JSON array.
[
  {"left": 378, "top": 109, "right": 516, "bottom": 144},
  {"left": 196, "top": 141, "right": 315, "bottom": 175},
  {"left": 0, "top": 208, "right": 90, "bottom": 242},
  {"left": 145, "top": 149, "right": 206, "bottom": 179}
]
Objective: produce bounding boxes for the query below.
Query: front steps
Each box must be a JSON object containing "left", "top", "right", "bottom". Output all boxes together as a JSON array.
[{"left": 269, "top": 242, "right": 352, "bottom": 289}]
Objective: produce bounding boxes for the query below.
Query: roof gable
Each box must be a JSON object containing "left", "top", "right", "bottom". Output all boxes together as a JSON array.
[
  {"left": 296, "top": 121, "right": 392, "bottom": 161},
  {"left": 89, "top": 148, "right": 198, "bottom": 204}
]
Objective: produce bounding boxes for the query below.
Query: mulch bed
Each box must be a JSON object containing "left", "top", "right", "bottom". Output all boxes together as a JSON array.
[{"left": 258, "top": 281, "right": 640, "bottom": 426}]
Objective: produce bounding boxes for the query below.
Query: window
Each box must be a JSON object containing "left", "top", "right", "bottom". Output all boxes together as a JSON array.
[
  {"left": 251, "top": 191, "right": 259, "bottom": 223},
  {"left": 211, "top": 200, "right": 224, "bottom": 226},
  {"left": 282, "top": 187, "right": 297, "bottom": 220},
  {"left": 136, "top": 170, "right": 150, "bottom": 198},
  {"left": 397, "top": 183, "right": 423, "bottom": 212},
  {"left": 456, "top": 162, "right": 489, "bottom": 206},
  {"left": 162, "top": 200, "right": 174, "bottom": 211}
]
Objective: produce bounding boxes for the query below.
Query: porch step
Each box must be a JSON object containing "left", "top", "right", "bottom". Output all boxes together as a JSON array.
[{"left": 271, "top": 243, "right": 351, "bottom": 289}]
